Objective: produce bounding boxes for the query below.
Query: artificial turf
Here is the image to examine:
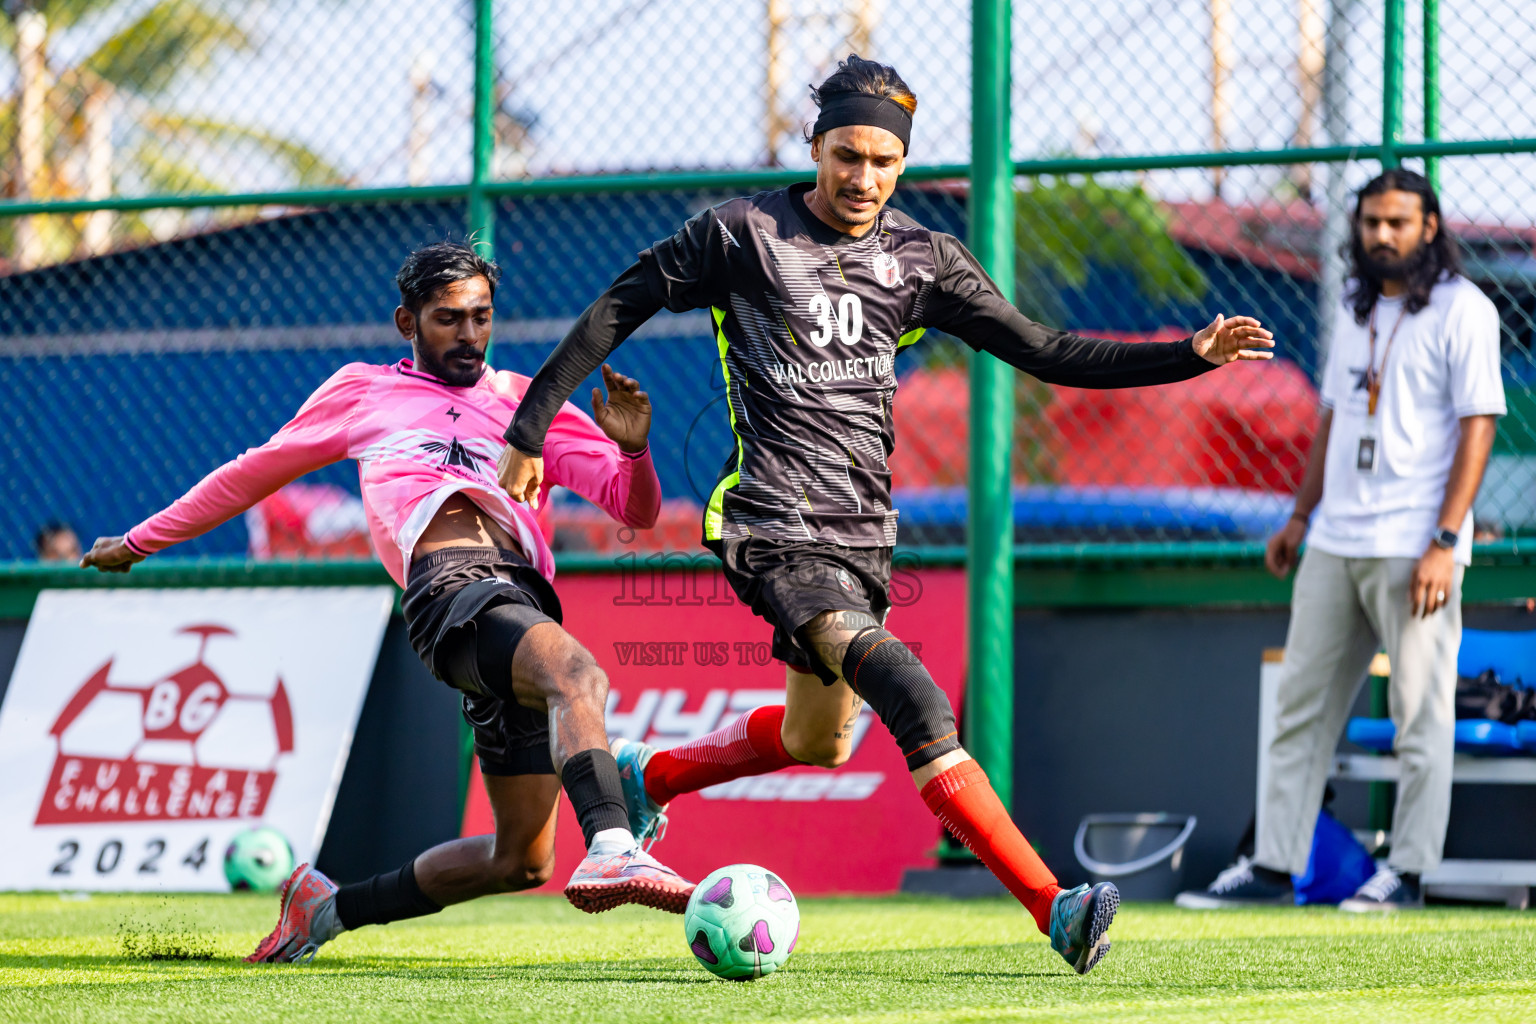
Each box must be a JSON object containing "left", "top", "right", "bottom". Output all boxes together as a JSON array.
[{"left": 1, "top": 892, "right": 1533, "bottom": 1023}]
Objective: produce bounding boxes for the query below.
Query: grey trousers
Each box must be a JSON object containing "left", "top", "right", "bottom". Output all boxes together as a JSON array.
[{"left": 1255, "top": 547, "right": 1463, "bottom": 876}]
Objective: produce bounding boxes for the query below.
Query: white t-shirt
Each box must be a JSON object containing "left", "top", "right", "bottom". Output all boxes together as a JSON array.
[{"left": 1310, "top": 275, "right": 1505, "bottom": 566}]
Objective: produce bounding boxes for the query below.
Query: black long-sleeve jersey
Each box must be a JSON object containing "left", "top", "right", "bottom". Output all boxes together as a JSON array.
[{"left": 506, "top": 183, "right": 1217, "bottom": 548}]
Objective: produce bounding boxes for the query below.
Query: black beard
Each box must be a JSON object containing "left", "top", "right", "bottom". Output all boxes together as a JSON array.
[
  {"left": 418, "top": 347, "right": 484, "bottom": 387},
  {"left": 1359, "top": 240, "right": 1432, "bottom": 284}
]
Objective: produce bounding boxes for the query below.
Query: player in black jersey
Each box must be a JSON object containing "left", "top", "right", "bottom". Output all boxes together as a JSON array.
[{"left": 497, "top": 56, "right": 1274, "bottom": 974}]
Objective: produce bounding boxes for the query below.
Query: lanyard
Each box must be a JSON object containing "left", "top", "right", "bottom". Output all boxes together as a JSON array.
[{"left": 1365, "top": 301, "right": 1408, "bottom": 417}]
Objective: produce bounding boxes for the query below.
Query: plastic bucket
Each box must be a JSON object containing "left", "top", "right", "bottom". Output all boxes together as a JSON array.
[{"left": 1073, "top": 813, "right": 1198, "bottom": 901}]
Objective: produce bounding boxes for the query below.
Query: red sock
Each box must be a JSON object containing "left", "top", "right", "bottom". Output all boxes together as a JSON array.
[
  {"left": 643, "top": 705, "right": 802, "bottom": 806},
  {"left": 920, "top": 759, "right": 1061, "bottom": 933}
]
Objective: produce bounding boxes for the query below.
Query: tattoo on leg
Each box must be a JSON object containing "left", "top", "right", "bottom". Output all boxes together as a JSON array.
[
  {"left": 803, "top": 611, "right": 880, "bottom": 678},
  {"left": 830, "top": 610, "right": 878, "bottom": 633},
  {"left": 833, "top": 699, "right": 863, "bottom": 740}
]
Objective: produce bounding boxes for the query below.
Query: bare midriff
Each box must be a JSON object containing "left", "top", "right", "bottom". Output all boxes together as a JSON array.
[{"left": 414, "top": 491, "right": 523, "bottom": 558}]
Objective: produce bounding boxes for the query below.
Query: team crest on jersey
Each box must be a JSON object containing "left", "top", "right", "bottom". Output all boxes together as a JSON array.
[{"left": 873, "top": 253, "right": 901, "bottom": 288}]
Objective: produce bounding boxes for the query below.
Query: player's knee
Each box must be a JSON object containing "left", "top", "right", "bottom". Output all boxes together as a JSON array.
[
  {"left": 491, "top": 850, "right": 555, "bottom": 892},
  {"left": 516, "top": 856, "right": 556, "bottom": 890},
  {"left": 540, "top": 637, "right": 608, "bottom": 704},
  {"left": 780, "top": 730, "right": 851, "bottom": 769},
  {"left": 840, "top": 626, "right": 960, "bottom": 771},
  {"left": 811, "top": 746, "right": 852, "bottom": 769}
]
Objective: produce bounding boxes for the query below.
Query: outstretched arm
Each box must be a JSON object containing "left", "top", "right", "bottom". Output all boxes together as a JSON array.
[
  {"left": 81, "top": 367, "right": 364, "bottom": 572},
  {"left": 924, "top": 233, "right": 1273, "bottom": 387},
  {"left": 80, "top": 536, "right": 144, "bottom": 573},
  {"left": 497, "top": 264, "right": 664, "bottom": 506},
  {"left": 541, "top": 364, "right": 661, "bottom": 529},
  {"left": 500, "top": 205, "right": 733, "bottom": 505}
]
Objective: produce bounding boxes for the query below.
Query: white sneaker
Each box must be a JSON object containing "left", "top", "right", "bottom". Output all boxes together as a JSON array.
[{"left": 1339, "top": 866, "right": 1422, "bottom": 912}]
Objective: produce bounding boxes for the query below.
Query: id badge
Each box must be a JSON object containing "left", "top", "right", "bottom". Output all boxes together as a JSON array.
[{"left": 1356, "top": 435, "right": 1379, "bottom": 474}]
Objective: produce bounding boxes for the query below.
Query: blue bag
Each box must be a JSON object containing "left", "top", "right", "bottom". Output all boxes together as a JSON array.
[{"left": 1292, "top": 807, "right": 1376, "bottom": 905}]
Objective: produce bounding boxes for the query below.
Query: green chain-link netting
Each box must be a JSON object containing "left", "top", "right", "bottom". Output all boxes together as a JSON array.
[{"left": 1, "top": 0, "right": 1530, "bottom": 561}]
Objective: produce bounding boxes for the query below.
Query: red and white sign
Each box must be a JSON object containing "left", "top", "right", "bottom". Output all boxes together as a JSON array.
[
  {"left": 0, "top": 588, "right": 391, "bottom": 891},
  {"left": 464, "top": 564, "right": 967, "bottom": 894}
]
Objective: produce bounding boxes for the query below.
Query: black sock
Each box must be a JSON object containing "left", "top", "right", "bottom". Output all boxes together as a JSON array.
[
  {"left": 1252, "top": 864, "right": 1293, "bottom": 887},
  {"left": 561, "top": 748, "right": 631, "bottom": 847},
  {"left": 335, "top": 858, "right": 443, "bottom": 931}
]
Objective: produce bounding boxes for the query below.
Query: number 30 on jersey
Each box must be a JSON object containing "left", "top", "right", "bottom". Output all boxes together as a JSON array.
[{"left": 808, "top": 294, "right": 863, "bottom": 347}]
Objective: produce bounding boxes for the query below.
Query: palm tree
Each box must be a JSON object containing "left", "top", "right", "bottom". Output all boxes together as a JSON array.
[
  {"left": 1014, "top": 178, "right": 1207, "bottom": 326},
  {"left": 2, "top": 0, "right": 343, "bottom": 269}
]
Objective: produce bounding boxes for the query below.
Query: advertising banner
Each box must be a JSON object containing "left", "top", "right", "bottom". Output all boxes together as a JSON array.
[
  {"left": 0, "top": 587, "right": 392, "bottom": 891},
  {"left": 463, "top": 562, "right": 966, "bottom": 894}
]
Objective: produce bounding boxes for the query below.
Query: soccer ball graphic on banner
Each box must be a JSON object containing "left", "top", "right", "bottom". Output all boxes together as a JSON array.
[
  {"left": 683, "top": 864, "right": 799, "bottom": 980},
  {"left": 223, "top": 827, "right": 295, "bottom": 892},
  {"left": 37, "top": 623, "right": 296, "bottom": 828}
]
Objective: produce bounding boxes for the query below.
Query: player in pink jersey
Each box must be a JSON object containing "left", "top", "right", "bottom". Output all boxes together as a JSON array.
[{"left": 80, "top": 242, "right": 695, "bottom": 963}]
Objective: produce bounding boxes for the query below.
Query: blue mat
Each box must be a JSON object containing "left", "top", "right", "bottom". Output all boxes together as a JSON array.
[
  {"left": 1346, "top": 717, "right": 1528, "bottom": 755},
  {"left": 1458, "top": 628, "right": 1536, "bottom": 688},
  {"left": 1342, "top": 629, "right": 1536, "bottom": 757},
  {"left": 891, "top": 484, "right": 1289, "bottom": 538}
]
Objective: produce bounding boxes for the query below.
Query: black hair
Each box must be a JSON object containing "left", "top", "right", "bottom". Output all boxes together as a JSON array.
[
  {"left": 396, "top": 241, "right": 502, "bottom": 314},
  {"left": 803, "top": 54, "right": 918, "bottom": 144},
  {"left": 34, "top": 519, "right": 74, "bottom": 555},
  {"left": 1345, "top": 169, "right": 1462, "bottom": 325}
]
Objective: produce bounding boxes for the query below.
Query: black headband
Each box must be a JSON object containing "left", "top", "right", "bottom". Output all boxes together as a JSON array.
[{"left": 811, "top": 93, "right": 912, "bottom": 152}]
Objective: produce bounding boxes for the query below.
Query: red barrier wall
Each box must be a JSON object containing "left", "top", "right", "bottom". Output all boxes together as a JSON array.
[{"left": 462, "top": 564, "right": 967, "bottom": 895}]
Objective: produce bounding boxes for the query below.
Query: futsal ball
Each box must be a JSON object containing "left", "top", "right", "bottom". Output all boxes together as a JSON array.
[
  {"left": 683, "top": 864, "right": 800, "bottom": 980},
  {"left": 223, "top": 827, "right": 295, "bottom": 892}
]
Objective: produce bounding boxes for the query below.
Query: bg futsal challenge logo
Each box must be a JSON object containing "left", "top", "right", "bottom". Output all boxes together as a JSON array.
[{"left": 35, "top": 624, "right": 294, "bottom": 825}]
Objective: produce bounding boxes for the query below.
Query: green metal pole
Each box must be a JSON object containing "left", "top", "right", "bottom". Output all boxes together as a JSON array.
[
  {"left": 462, "top": 0, "right": 496, "bottom": 804},
  {"left": 470, "top": 0, "right": 496, "bottom": 260},
  {"left": 15, "top": 140, "right": 1536, "bottom": 220},
  {"left": 1423, "top": 0, "right": 1440, "bottom": 189},
  {"left": 1368, "top": 0, "right": 1408, "bottom": 834},
  {"left": 1381, "top": 0, "right": 1404, "bottom": 170},
  {"left": 1367, "top": 666, "right": 1393, "bottom": 833},
  {"left": 967, "top": 0, "right": 1015, "bottom": 811}
]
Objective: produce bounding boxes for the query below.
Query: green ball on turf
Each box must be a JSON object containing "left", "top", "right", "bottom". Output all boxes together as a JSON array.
[
  {"left": 684, "top": 864, "right": 799, "bottom": 980},
  {"left": 223, "top": 827, "right": 295, "bottom": 892}
]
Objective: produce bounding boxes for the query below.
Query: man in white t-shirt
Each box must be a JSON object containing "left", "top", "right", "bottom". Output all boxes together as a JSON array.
[{"left": 1179, "top": 169, "right": 1505, "bottom": 911}]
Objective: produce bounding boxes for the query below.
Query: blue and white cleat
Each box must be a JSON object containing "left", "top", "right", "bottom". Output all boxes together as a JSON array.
[
  {"left": 1048, "top": 881, "right": 1119, "bottom": 975},
  {"left": 611, "top": 737, "right": 669, "bottom": 850}
]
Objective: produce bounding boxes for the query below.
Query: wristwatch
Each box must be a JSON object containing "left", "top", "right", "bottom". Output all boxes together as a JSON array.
[{"left": 1433, "top": 527, "right": 1459, "bottom": 550}]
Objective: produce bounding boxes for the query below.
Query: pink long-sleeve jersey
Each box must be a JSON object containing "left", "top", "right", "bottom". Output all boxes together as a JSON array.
[{"left": 125, "top": 358, "right": 661, "bottom": 587}]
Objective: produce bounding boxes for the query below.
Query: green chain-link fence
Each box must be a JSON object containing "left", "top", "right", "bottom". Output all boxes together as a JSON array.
[{"left": 1, "top": 0, "right": 1533, "bottom": 564}]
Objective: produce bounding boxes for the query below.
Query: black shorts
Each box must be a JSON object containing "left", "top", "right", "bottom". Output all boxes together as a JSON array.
[
  {"left": 708, "top": 537, "right": 892, "bottom": 685},
  {"left": 402, "top": 546, "right": 564, "bottom": 776}
]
